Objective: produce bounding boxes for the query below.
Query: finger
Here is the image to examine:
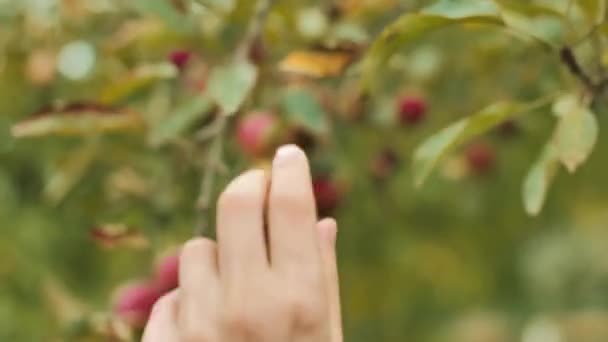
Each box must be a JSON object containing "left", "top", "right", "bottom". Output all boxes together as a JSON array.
[
  {"left": 217, "top": 169, "right": 269, "bottom": 283},
  {"left": 142, "top": 291, "right": 180, "bottom": 342},
  {"left": 268, "top": 145, "right": 320, "bottom": 270},
  {"left": 179, "top": 237, "right": 219, "bottom": 294},
  {"left": 317, "top": 218, "right": 343, "bottom": 342},
  {"left": 178, "top": 238, "right": 219, "bottom": 337}
]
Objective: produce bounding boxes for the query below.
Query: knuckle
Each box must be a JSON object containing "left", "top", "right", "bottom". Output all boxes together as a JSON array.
[
  {"left": 222, "top": 308, "right": 262, "bottom": 337},
  {"left": 286, "top": 295, "right": 323, "bottom": 330},
  {"left": 218, "top": 189, "right": 256, "bottom": 211},
  {"left": 272, "top": 191, "right": 311, "bottom": 214},
  {"left": 181, "top": 238, "right": 213, "bottom": 257},
  {"left": 181, "top": 328, "right": 213, "bottom": 342},
  {"left": 218, "top": 170, "right": 266, "bottom": 211}
]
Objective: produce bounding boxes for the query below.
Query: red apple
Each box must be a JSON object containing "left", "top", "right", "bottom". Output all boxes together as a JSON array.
[
  {"left": 154, "top": 252, "right": 180, "bottom": 293},
  {"left": 397, "top": 95, "right": 427, "bottom": 125},
  {"left": 466, "top": 142, "right": 496, "bottom": 175},
  {"left": 313, "top": 177, "right": 341, "bottom": 216},
  {"left": 113, "top": 281, "right": 162, "bottom": 328},
  {"left": 236, "top": 111, "right": 278, "bottom": 157}
]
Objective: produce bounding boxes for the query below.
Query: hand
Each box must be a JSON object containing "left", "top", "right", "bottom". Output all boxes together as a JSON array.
[{"left": 142, "top": 145, "right": 342, "bottom": 342}]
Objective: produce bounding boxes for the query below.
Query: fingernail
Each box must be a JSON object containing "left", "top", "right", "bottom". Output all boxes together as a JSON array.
[{"left": 274, "top": 144, "right": 301, "bottom": 165}]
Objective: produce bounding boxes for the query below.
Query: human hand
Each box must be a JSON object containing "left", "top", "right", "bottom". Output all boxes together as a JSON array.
[{"left": 142, "top": 145, "right": 342, "bottom": 342}]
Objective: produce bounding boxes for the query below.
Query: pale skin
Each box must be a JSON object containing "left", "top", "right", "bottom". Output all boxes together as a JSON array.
[{"left": 142, "top": 145, "right": 343, "bottom": 342}]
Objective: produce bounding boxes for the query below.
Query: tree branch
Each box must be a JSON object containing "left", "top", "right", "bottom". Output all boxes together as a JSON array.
[
  {"left": 560, "top": 47, "right": 595, "bottom": 89},
  {"left": 193, "top": 0, "right": 275, "bottom": 236},
  {"left": 560, "top": 46, "right": 608, "bottom": 94}
]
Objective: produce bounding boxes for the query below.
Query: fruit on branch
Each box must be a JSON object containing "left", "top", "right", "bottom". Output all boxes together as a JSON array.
[
  {"left": 397, "top": 94, "right": 427, "bottom": 125},
  {"left": 154, "top": 252, "right": 180, "bottom": 292},
  {"left": 236, "top": 111, "right": 278, "bottom": 157},
  {"left": 466, "top": 142, "right": 496, "bottom": 175},
  {"left": 113, "top": 281, "right": 162, "bottom": 328},
  {"left": 313, "top": 176, "right": 342, "bottom": 216},
  {"left": 169, "top": 50, "right": 192, "bottom": 70}
]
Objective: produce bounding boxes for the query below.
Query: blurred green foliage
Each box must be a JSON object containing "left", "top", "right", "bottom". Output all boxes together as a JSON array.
[{"left": 2, "top": 0, "right": 608, "bottom": 341}]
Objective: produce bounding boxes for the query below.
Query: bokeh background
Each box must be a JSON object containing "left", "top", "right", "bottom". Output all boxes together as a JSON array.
[{"left": 2, "top": 0, "right": 608, "bottom": 341}]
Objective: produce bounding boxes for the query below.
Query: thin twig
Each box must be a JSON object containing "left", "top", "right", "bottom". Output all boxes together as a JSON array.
[
  {"left": 559, "top": 45, "right": 608, "bottom": 104},
  {"left": 560, "top": 45, "right": 608, "bottom": 94},
  {"left": 236, "top": 0, "right": 276, "bottom": 60},
  {"left": 560, "top": 47, "right": 595, "bottom": 89},
  {"left": 193, "top": 0, "right": 275, "bottom": 236},
  {"left": 196, "top": 117, "right": 227, "bottom": 206}
]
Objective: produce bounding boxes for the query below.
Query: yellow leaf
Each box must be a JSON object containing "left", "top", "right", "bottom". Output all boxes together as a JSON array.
[
  {"left": 279, "top": 50, "right": 355, "bottom": 78},
  {"left": 90, "top": 224, "right": 150, "bottom": 250}
]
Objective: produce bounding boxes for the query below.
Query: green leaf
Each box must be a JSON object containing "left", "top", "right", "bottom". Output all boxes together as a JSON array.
[
  {"left": 132, "top": 0, "right": 194, "bottom": 32},
  {"left": 523, "top": 141, "right": 560, "bottom": 216},
  {"left": 553, "top": 102, "right": 598, "bottom": 173},
  {"left": 551, "top": 93, "right": 579, "bottom": 118},
  {"left": 281, "top": 88, "right": 329, "bottom": 134},
  {"left": 207, "top": 60, "right": 258, "bottom": 115},
  {"left": 99, "top": 63, "right": 178, "bottom": 105},
  {"left": 496, "top": 2, "right": 565, "bottom": 47},
  {"left": 100, "top": 77, "right": 156, "bottom": 105},
  {"left": 361, "top": 12, "right": 502, "bottom": 91},
  {"left": 578, "top": 0, "right": 607, "bottom": 24},
  {"left": 149, "top": 95, "right": 213, "bottom": 146},
  {"left": 413, "top": 101, "right": 519, "bottom": 187},
  {"left": 423, "top": 0, "right": 500, "bottom": 18}
]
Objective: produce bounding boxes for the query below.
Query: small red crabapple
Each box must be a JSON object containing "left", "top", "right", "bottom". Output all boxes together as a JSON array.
[
  {"left": 154, "top": 252, "right": 179, "bottom": 293},
  {"left": 466, "top": 142, "right": 496, "bottom": 175},
  {"left": 113, "top": 281, "right": 162, "bottom": 328},
  {"left": 313, "top": 177, "right": 342, "bottom": 216},
  {"left": 397, "top": 95, "right": 427, "bottom": 125},
  {"left": 236, "top": 111, "right": 278, "bottom": 157},
  {"left": 169, "top": 50, "right": 192, "bottom": 70}
]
